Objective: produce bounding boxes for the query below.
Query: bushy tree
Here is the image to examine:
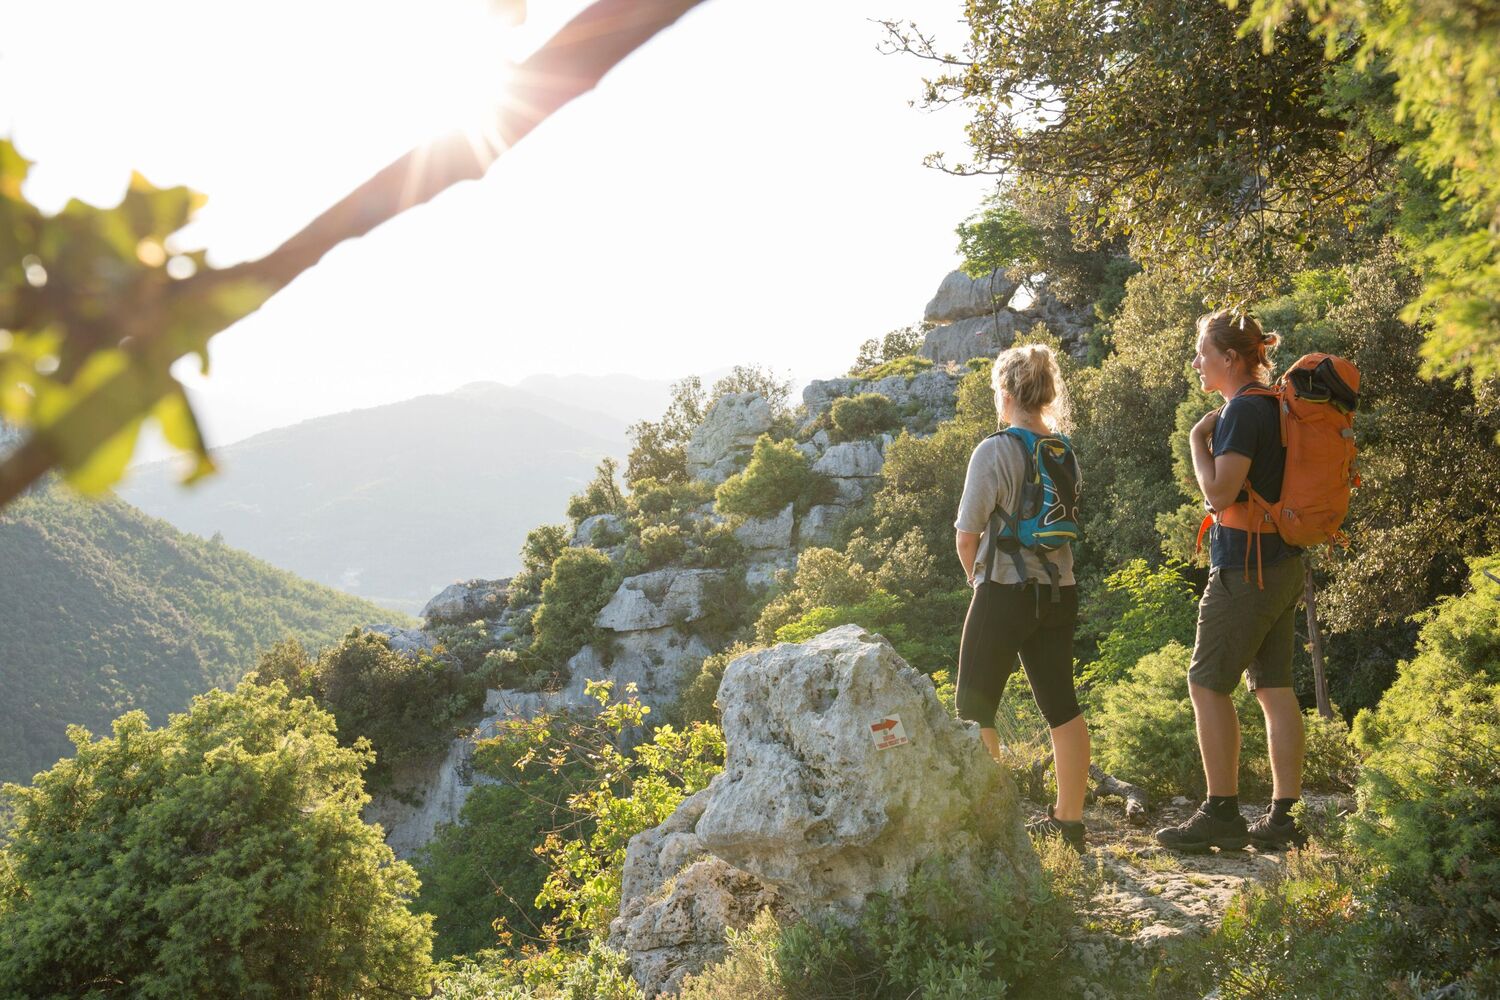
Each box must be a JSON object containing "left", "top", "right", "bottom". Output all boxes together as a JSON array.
[
  {"left": 510, "top": 523, "right": 572, "bottom": 605},
  {"left": 714, "top": 436, "right": 826, "bottom": 518},
  {"left": 566, "top": 457, "right": 625, "bottom": 526},
  {"left": 829, "top": 393, "right": 901, "bottom": 441},
  {"left": 850, "top": 325, "right": 927, "bottom": 377},
  {"left": 529, "top": 547, "right": 621, "bottom": 676},
  {"left": 1349, "top": 553, "right": 1500, "bottom": 980},
  {"left": 0, "top": 682, "right": 433, "bottom": 998},
  {"left": 250, "top": 630, "right": 485, "bottom": 788},
  {"left": 1078, "top": 559, "right": 1198, "bottom": 690}
]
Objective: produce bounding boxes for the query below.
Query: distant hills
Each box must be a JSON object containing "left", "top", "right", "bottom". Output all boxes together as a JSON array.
[
  {"left": 118, "top": 377, "right": 675, "bottom": 615},
  {"left": 0, "top": 481, "right": 407, "bottom": 785}
]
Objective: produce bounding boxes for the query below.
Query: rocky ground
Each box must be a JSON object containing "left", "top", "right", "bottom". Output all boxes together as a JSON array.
[{"left": 1080, "top": 792, "right": 1350, "bottom": 943}]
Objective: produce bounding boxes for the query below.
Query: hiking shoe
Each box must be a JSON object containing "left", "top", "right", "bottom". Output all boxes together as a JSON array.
[
  {"left": 1154, "top": 805, "right": 1249, "bottom": 853},
  {"left": 1027, "top": 804, "right": 1087, "bottom": 854},
  {"left": 1247, "top": 806, "right": 1309, "bottom": 851}
]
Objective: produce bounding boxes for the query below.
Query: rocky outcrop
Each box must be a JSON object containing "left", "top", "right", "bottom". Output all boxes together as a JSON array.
[
  {"left": 917, "top": 269, "right": 1094, "bottom": 366},
  {"left": 797, "top": 504, "right": 845, "bottom": 547},
  {"left": 596, "top": 569, "right": 728, "bottom": 632},
  {"left": 731, "top": 504, "right": 794, "bottom": 552},
  {"left": 611, "top": 625, "right": 1036, "bottom": 993},
  {"left": 364, "top": 624, "right": 437, "bottom": 656},
  {"left": 421, "top": 578, "right": 510, "bottom": 625},
  {"left": 573, "top": 513, "right": 626, "bottom": 548},
  {"left": 686, "top": 393, "right": 772, "bottom": 483},
  {"left": 918, "top": 311, "right": 1020, "bottom": 366},
  {"left": 801, "top": 367, "right": 961, "bottom": 435},
  {"left": 924, "top": 268, "right": 1021, "bottom": 324},
  {"left": 364, "top": 685, "right": 594, "bottom": 857},
  {"left": 566, "top": 627, "right": 714, "bottom": 708}
]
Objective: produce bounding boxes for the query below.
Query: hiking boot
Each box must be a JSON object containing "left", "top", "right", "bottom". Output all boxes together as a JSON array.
[
  {"left": 1247, "top": 805, "right": 1309, "bottom": 851},
  {"left": 1027, "top": 804, "right": 1087, "bottom": 854},
  {"left": 1154, "top": 805, "right": 1249, "bottom": 853}
]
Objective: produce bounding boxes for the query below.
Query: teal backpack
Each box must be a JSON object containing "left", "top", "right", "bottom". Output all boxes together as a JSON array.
[{"left": 982, "top": 427, "right": 1082, "bottom": 600}]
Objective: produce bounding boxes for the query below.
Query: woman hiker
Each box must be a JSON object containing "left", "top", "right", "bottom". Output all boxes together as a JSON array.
[
  {"left": 953, "top": 343, "right": 1091, "bottom": 853},
  {"left": 1154, "top": 309, "right": 1309, "bottom": 853}
]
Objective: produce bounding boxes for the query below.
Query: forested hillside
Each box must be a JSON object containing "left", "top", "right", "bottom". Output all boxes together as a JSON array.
[{"left": 0, "top": 481, "right": 410, "bottom": 783}]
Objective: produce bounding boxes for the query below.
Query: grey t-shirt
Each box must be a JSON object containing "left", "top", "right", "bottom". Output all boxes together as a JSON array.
[{"left": 954, "top": 433, "right": 1076, "bottom": 587}]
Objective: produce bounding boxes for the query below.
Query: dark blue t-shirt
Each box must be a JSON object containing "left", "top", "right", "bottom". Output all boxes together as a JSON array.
[{"left": 1209, "top": 385, "right": 1301, "bottom": 569}]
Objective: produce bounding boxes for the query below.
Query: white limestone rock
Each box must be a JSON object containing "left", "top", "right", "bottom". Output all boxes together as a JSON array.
[
  {"left": 798, "top": 505, "right": 845, "bottom": 547},
  {"left": 595, "top": 569, "right": 728, "bottom": 632},
  {"left": 812, "top": 440, "right": 884, "bottom": 479},
  {"left": 565, "top": 627, "right": 714, "bottom": 708},
  {"left": 923, "top": 268, "right": 1021, "bottom": 324},
  {"left": 686, "top": 392, "right": 772, "bottom": 483},
  {"left": 731, "top": 503, "right": 794, "bottom": 552},
  {"left": 612, "top": 626, "right": 1037, "bottom": 993},
  {"left": 364, "top": 624, "right": 437, "bottom": 657},
  {"left": 918, "top": 312, "right": 1019, "bottom": 366},
  {"left": 744, "top": 553, "right": 796, "bottom": 592},
  {"left": 421, "top": 578, "right": 510, "bottom": 625}
]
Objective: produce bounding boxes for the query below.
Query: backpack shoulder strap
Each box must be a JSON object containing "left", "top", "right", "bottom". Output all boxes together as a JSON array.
[{"left": 982, "top": 428, "right": 1035, "bottom": 586}]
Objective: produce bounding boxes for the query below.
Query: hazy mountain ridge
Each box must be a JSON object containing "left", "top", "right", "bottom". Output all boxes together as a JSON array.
[{"left": 118, "top": 380, "right": 664, "bottom": 614}]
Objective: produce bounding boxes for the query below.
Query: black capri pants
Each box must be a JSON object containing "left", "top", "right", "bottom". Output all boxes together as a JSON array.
[{"left": 956, "top": 581, "right": 1081, "bottom": 729}]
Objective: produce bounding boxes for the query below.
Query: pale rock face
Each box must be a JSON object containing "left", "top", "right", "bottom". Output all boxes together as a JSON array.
[
  {"left": 918, "top": 312, "right": 1018, "bottom": 366},
  {"left": 421, "top": 578, "right": 510, "bottom": 625},
  {"left": 364, "top": 624, "right": 437, "bottom": 656},
  {"left": 744, "top": 552, "right": 796, "bottom": 592},
  {"left": 731, "top": 503, "right": 794, "bottom": 552},
  {"left": 565, "top": 626, "right": 714, "bottom": 708},
  {"left": 923, "top": 268, "right": 1021, "bottom": 324},
  {"left": 610, "top": 790, "right": 794, "bottom": 996},
  {"left": 800, "top": 378, "right": 859, "bottom": 417},
  {"left": 573, "top": 513, "right": 626, "bottom": 548},
  {"left": 812, "top": 440, "right": 884, "bottom": 479},
  {"left": 798, "top": 504, "right": 845, "bottom": 547},
  {"left": 612, "top": 626, "right": 1037, "bottom": 993},
  {"left": 686, "top": 393, "right": 772, "bottom": 483},
  {"left": 595, "top": 569, "right": 727, "bottom": 632}
]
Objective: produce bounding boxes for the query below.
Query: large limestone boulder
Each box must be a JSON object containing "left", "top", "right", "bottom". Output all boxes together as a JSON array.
[
  {"left": 686, "top": 392, "right": 772, "bottom": 483},
  {"left": 924, "top": 268, "right": 1021, "bottom": 324},
  {"left": 595, "top": 569, "right": 727, "bottom": 632},
  {"left": 421, "top": 578, "right": 510, "bottom": 624},
  {"left": 731, "top": 503, "right": 794, "bottom": 552},
  {"left": 696, "top": 625, "right": 1034, "bottom": 910},
  {"left": 918, "top": 312, "right": 1019, "bottom": 366},
  {"left": 612, "top": 626, "right": 1037, "bottom": 992}
]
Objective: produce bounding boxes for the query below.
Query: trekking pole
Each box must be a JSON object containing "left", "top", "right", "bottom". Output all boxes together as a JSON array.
[{"left": 1303, "top": 561, "right": 1333, "bottom": 719}]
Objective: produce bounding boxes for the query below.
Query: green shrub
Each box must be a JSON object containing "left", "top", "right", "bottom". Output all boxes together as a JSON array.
[
  {"left": 566, "top": 458, "right": 626, "bottom": 526},
  {"left": 849, "top": 326, "right": 927, "bottom": 377},
  {"left": 639, "top": 523, "right": 686, "bottom": 569},
  {"left": 530, "top": 548, "right": 621, "bottom": 676},
  {"left": 511, "top": 524, "right": 572, "bottom": 604},
  {"left": 1349, "top": 553, "right": 1500, "bottom": 980},
  {"left": 715, "top": 436, "right": 827, "bottom": 518},
  {"left": 0, "top": 683, "right": 434, "bottom": 997},
  {"left": 258, "top": 629, "right": 484, "bottom": 787},
  {"left": 1160, "top": 853, "right": 1418, "bottom": 1000},
  {"left": 829, "top": 392, "right": 901, "bottom": 441},
  {"left": 1093, "top": 642, "right": 1270, "bottom": 799},
  {"left": 1079, "top": 559, "right": 1197, "bottom": 690},
  {"left": 1301, "top": 708, "right": 1360, "bottom": 792},
  {"left": 852, "top": 353, "right": 933, "bottom": 381}
]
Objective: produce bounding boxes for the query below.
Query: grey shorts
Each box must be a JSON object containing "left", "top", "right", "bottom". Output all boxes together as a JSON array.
[{"left": 1188, "top": 553, "right": 1305, "bottom": 694}]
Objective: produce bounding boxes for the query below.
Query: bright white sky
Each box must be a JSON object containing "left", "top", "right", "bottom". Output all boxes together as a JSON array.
[{"left": 1, "top": 0, "right": 987, "bottom": 461}]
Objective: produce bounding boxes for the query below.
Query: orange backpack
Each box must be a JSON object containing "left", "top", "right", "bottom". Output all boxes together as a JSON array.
[{"left": 1196, "top": 353, "right": 1361, "bottom": 587}]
